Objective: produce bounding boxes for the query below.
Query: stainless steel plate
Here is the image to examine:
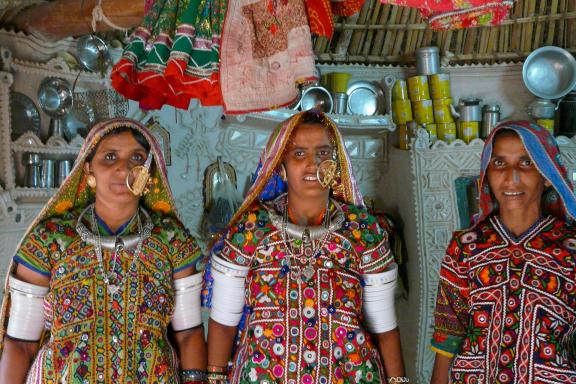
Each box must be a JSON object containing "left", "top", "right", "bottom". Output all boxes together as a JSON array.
[
  {"left": 523, "top": 46, "right": 576, "bottom": 99},
  {"left": 10, "top": 91, "right": 41, "bottom": 141},
  {"left": 347, "top": 81, "right": 384, "bottom": 115},
  {"left": 300, "top": 86, "right": 333, "bottom": 113},
  {"left": 38, "top": 77, "right": 73, "bottom": 118}
]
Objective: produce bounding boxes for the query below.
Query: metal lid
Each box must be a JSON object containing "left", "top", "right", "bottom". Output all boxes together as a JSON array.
[
  {"left": 416, "top": 46, "right": 439, "bottom": 55},
  {"left": 483, "top": 104, "right": 500, "bottom": 112}
]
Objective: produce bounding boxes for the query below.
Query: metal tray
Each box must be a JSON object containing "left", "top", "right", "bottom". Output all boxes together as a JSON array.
[
  {"left": 10, "top": 91, "right": 41, "bottom": 141},
  {"left": 346, "top": 81, "right": 384, "bottom": 116}
]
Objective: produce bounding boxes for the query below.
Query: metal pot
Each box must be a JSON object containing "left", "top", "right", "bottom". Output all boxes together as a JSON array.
[
  {"left": 453, "top": 98, "right": 482, "bottom": 122},
  {"left": 558, "top": 91, "right": 576, "bottom": 136},
  {"left": 526, "top": 98, "right": 557, "bottom": 119},
  {"left": 416, "top": 46, "right": 440, "bottom": 76}
]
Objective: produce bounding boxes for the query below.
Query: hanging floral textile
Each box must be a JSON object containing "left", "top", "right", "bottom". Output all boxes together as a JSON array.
[
  {"left": 379, "top": 0, "right": 515, "bottom": 30},
  {"left": 111, "top": 0, "right": 225, "bottom": 110},
  {"left": 219, "top": 0, "right": 318, "bottom": 114},
  {"left": 304, "top": 0, "right": 366, "bottom": 38}
]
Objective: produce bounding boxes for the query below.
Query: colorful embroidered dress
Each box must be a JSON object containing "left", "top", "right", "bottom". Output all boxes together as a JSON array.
[
  {"left": 208, "top": 111, "right": 394, "bottom": 383},
  {"left": 0, "top": 119, "right": 203, "bottom": 383},
  {"left": 431, "top": 121, "right": 576, "bottom": 383},
  {"left": 221, "top": 195, "right": 392, "bottom": 383}
]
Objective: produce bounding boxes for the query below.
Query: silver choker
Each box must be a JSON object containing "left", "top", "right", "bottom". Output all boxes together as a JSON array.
[{"left": 76, "top": 205, "right": 153, "bottom": 250}]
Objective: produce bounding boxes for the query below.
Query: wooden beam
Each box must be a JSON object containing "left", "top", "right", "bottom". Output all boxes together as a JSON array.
[{"left": 10, "top": 0, "right": 144, "bottom": 41}]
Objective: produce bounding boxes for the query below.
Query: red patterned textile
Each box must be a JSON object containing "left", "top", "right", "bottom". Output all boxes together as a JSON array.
[
  {"left": 432, "top": 215, "right": 576, "bottom": 383},
  {"left": 379, "top": 0, "right": 515, "bottom": 30},
  {"left": 305, "top": 0, "right": 366, "bottom": 37}
]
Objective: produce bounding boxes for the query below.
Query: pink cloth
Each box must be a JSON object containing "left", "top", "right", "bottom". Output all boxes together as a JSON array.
[{"left": 220, "top": 0, "right": 317, "bottom": 114}]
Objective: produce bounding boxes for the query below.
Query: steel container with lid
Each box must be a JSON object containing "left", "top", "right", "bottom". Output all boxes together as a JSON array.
[
  {"left": 416, "top": 46, "right": 440, "bottom": 76},
  {"left": 481, "top": 104, "right": 501, "bottom": 138}
]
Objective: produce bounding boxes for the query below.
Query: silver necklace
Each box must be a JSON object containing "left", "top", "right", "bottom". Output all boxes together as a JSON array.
[
  {"left": 280, "top": 197, "right": 331, "bottom": 282},
  {"left": 77, "top": 204, "right": 149, "bottom": 295}
]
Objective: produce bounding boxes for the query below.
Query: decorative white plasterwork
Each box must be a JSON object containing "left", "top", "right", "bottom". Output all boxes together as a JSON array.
[
  {"left": 0, "top": 29, "right": 74, "bottom": 63},
  {"left": 0, "top": 68, "right": 13, "bottom": 191},
  {"left": 12, "top": 132, "right": 81, "bottom": 155}
]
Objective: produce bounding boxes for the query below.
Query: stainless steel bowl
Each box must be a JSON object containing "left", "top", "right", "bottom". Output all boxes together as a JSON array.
[
  {"left": 76, "top": 35, "right": 112, "bottom": 72},
  {"left": 523, "top": 46, "right": 576, "bottom": 99},
  {"left": 38, "top": 77, "right": 73, "bottom": 118},
  {"left": 300, "top": 86, "right": 333, "bottom": 113}
]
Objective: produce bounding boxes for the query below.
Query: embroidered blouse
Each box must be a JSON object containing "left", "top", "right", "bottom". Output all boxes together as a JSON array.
[
  {"left": 218, "top": 197, "right": 395, "bottom": 383},
  {"left": 13, "top": 208, "right": 201, "bottom": 384},
  {"left": 432, "top": 215, "right": 576, "bottom": 383}
]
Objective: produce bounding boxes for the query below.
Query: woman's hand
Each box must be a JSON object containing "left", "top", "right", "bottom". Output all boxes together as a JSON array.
[
  {"left": 430, "top": 353, "right": 453, "bottom": 384},
  {"left": 373, "top": 327, "right": 406, "bottom": 380}
]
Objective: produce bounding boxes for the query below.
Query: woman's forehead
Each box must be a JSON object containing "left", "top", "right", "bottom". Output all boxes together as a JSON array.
[{"left": 97, "top": 131, "right": 146, "bottom": 151}]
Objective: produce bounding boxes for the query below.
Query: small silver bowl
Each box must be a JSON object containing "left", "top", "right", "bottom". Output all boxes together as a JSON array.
[
  {"left": 76, "top": 35, "right": 112, "bottom": 73},
  {"left": 523, "top": 46, "right": 576, "bottom": 99},
  {"left": 299, "top": 86, "right": 333, "bottom": 113}
]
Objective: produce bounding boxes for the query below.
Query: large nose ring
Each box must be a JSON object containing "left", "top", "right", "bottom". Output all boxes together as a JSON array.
[{"left": 316, "top": 160, "right": 337, "bottom": 189}]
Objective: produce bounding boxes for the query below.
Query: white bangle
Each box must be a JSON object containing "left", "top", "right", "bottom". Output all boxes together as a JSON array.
[
  {"left": 7, "top": 275, "right": 49, "bottom": 341},
  {"left": 171, "top": 273, "right": 203, "bottom": 331},
  {"left": 210, "top": 256, "right": 249, "bottom": 326},
  {"left": 363, "top": 264, "right": 398, "bottom": 333}
]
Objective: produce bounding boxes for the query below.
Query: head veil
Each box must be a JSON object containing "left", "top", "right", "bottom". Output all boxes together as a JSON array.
[
  {"left": 203, "top": 110, "right": 363, "bottom": 310},
  {"left": 0, "top": 117, "right": 181, "bottom": 354},
  {"left": 228, "top": 109, "right": 364, "bottom": 227},
  {"left": 475, "top": 120, "right": 576, "bottom": 225}
]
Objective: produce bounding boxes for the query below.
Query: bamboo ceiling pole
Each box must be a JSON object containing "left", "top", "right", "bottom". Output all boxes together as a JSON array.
[{"left": 10, "top": 0, "right": 144, "bottom": 41}]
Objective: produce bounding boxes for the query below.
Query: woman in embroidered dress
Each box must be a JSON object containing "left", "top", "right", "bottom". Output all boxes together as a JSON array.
[
  {"left": 0, "top": 118, "right": 206, "bottom": 384},
  {"left": 206, "top": 110, "right": 405, "bottom": 383},
  {"left": 430, "top": 121, "right": 576, "bottom": 384}
]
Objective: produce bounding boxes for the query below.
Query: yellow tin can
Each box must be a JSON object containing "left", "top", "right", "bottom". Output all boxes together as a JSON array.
[
  {"left": 398, "top": 124, "right": 410, "bottom": 150},
  {"left": 432, "top": 98, "right": 454, "bottom": 123},
  {"left": 429, "top": 73, "right": 451, "bottom": 99},
  {"left": 437, "top": 122, "right": 457, "bottom": 143},
  {"left": 536, "top": 119, "right": 554, "bottom": 134},
  {"left": 392, "top": 80, "right": 409, "bottom": 100},
  {"left": 423, "top": 123, "right": 437, "bottom": 143},
  {"left": 412, "top": 99, "right": 434, "bottom": 124},
  {"left": 458, "top": 121, "right": 480, "bottom": 144},
  {"left": 407, "top": 75, "right": 430, "bottom": 101},
  {"left": 392, "top": 99, "right": 413, "bottom": 124}
]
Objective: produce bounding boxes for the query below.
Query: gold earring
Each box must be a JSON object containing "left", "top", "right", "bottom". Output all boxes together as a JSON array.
[
  {"left": 278, "top": 164, "right": 287, "bottom": 182},
  {"left": 87, "top": 174, "right": 97, "bottom": 189}
]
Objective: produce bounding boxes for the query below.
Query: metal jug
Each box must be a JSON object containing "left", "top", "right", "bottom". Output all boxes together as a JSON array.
[{"left": 558, "top": 91, "right": 576, "bottom": 137}]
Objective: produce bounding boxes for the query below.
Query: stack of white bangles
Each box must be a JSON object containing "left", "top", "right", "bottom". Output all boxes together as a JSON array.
[
  {"left": 172, "top": 272, "right": 204, "bottom": 331},
  {"left": 363, "top": 263, "right": 398, "bottom": 333},
  {"left": 210, "top": 255, "right": 249, "bottom": 326},
  {"left": 7, "top": 275, "right": 49, "bottom": 341}
]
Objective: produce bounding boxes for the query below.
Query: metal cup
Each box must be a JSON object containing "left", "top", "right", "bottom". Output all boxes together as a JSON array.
[
  {"left": 40, "top": 159, "right": 55, "bottom": 188},
  {"left": 23, "top": 153, "right": 41, "bottom": 188},
  {"left": 333, "top": 92, "right": 348, "bottom": 115},
  {"left": 57, "top": 159, "right": 72, "bottom": 186},
  {"left": 49, "top": 118, "right": 64, "bottom": 137}
]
